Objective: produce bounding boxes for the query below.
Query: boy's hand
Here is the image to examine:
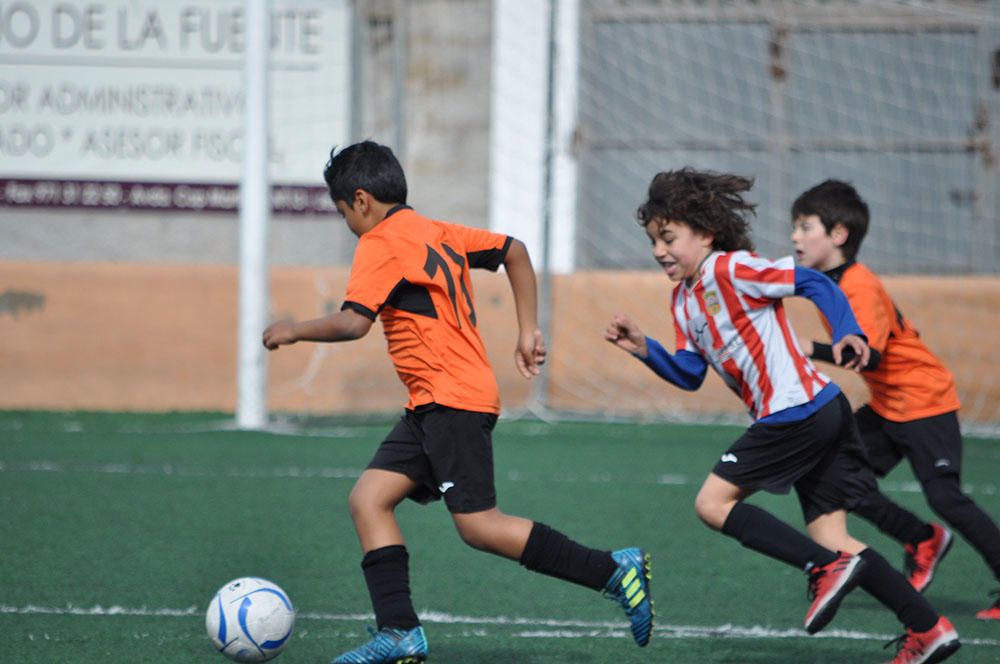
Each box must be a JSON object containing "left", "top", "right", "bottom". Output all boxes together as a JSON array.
[
  {"left": 833, "top": 334, "right": 869, "bottom": 372},
  {"left": 515, "top": 328, "right": 546, "bottom": 378},
  {"left": 262, "top": 320, "right": 298, "bottom": 350},
  {"left": 604, "top": 313, "right": 648, "bottom": 358}
]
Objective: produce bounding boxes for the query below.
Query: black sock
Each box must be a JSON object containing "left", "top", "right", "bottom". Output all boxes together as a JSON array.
[
  {"left": 853, "top": 490, "right": 932, "bottom": 545},
  {"left": 910, "top": 524, "right": 936, "bottom": 546},
  {"left": 519, "top": 522, "right": 618, "bottom": 591},
  {"left": 361, "top": 545, "right": 420, "bottom": 630},
  {"left": 721, "top": 502, "right": 838, "bottom": 570},
  {"left": 858, "top": 548, "right": 938, "bottom": 632}
]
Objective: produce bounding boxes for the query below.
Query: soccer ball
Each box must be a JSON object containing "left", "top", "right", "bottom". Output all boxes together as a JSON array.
[{"left": 205, "top": 577, "right": 296, "bottom": 662}]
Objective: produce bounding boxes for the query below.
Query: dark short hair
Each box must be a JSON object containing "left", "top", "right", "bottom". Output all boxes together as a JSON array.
[
  {"left": 323, "top": 141, "right": 407, "bottom": 206},
  {"left": 791, "top": 180, "right": 869, "bottom": 261},
  {"left": 637, "top": 168, "right": 756, "bottom": 252}
]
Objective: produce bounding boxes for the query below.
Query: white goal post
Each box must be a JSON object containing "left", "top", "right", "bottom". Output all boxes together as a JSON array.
[{"left": 237, "top": 0, "right": 271, "bottom": 430}]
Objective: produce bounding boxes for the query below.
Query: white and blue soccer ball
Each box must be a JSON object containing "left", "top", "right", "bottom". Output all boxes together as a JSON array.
[{"left": 205, "top": 577, "right": 296, "bottom": 662}]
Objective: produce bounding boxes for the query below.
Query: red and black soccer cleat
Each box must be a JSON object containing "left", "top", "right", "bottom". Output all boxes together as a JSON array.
[
  {"left": 804, "top": 551, "right": 866, "bottom": 634},
  {"left": 883, "top": 616, "right": 960, "bottom": 664},
  {"left": 904, "top": 523, "right": 953, "bottom": 593},
  {"left": 975, "top": 591, "right": 1000, "bottom": 621}
]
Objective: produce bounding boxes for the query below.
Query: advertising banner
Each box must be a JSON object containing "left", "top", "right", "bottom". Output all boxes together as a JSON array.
[{"left": 0, "top": 0, "right": 350, "bottom": 213}]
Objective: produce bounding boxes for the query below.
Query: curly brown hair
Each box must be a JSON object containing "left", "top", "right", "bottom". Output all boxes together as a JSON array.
[{"left": 637, "top": 168, "right": 756, "bottom": 252}]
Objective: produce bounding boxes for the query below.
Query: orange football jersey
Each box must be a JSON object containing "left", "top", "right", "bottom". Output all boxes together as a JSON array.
[
  {"left": 821, "top": 262, "right": 960, "bottom": 421},
  {"left": 342, "top": 207, "right": 511, "bottom": 414}
]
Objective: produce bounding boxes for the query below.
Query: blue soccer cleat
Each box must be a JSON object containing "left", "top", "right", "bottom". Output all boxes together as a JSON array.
[
  {"left": 331, "top": 625, "right": 428, "bottom": 664},
  {"left": 603, "top": 547, "right": 654, "bottom": 647}
]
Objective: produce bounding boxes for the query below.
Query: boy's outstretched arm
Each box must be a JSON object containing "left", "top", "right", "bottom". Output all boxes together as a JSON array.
[
  {"left": 262, "top": 309, "right": 373, "bottom": 350},
  {"left": 502, "top": 239, "right": 546, "bottom": 378},
  {"left": 605, "top": 313, "right": 707, "bottom": 390},
  {"left": 605, "top": 313, "right": 648, "bottom": 356}
]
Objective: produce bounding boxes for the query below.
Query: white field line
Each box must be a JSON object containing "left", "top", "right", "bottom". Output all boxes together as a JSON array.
[
  {"left": 1, "top": 460, "right": 997, "bottom": 497},
  {"left": 0, "top": 460, "right": 364, "bottom": 480},
  {"left": 4, "top": 416, "right": 1000, "bottom": 442},
  {"left": 3, "top": 604, "right": 999, "bottom": 647},
  {"left": 0, "top": 420, "right": 381, "bottom": 437}
]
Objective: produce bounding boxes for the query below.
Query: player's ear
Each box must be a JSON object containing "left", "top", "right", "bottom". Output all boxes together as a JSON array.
[
  {"left": 357, "top": 189, "right": 383, "bottom": 219},
  {"left": 830, "top": 223, "right": 849, "bottom": 248},
  {"left": 698, "top": 229, "right": 715, "bottom": 249}
]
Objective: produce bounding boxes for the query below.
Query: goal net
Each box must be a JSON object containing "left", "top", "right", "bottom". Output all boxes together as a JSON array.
[
  {"left": 553, "top": 0, "right": 1000, "bottom": 431},
  {"left": 270, "top": 0, "right": 1000, "bottom": 431}
]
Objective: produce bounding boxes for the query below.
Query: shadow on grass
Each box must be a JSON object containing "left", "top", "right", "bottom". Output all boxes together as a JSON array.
[
  {"left": 714, "top": 640, "right": 885, "bottom": 664},
  {"left": 427, "top": 643, "right": 605, "bottom": 663}
]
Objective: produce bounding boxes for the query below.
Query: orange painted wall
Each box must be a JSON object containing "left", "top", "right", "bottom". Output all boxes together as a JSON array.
[{"left": 2, "top": 261, "right": 997, "bottom": 424}]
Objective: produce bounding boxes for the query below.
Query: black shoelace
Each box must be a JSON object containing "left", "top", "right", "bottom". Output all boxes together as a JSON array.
[
  {"left": 883, "top": 631, "right": 921, "bottom": 658},
  {"left": 806, "top": 568, "right": 825, "bottom": 601},
  {"left": 903, "top": 551, "right": 917, "bottom": 576}
]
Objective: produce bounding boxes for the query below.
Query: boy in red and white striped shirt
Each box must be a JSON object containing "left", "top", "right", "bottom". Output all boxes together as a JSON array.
[{"left": 605, "top": 168, "right": 959, "bottom": 663}]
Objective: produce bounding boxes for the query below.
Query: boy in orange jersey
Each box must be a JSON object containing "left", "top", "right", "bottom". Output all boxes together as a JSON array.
[
  {"left": 263, "top": 141, "right": 652, "bottom": 664},
  {"left": 791, "top": 179, "right": 1000, "bottom": 621}
]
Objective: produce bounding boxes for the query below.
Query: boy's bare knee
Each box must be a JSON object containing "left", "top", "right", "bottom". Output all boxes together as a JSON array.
[
  {"left": 454, "top": 512, "right": 510, "bottom": 552},
  {"left": 347, "top": 488, "right": 367, "bottom": 520},
  {"left": 695, "top": 506, "right": 725, "bottom": 530},
  {"left": 694, "top": 494, "right": 727, "bottom": 530},
  {"left": 348, "top": 484, "right": 390, "bottom": 521},
  {"left": 455, "top": 522, "right": 490, "bottom": 551}
]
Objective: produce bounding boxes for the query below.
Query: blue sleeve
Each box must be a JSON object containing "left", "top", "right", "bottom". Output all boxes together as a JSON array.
[
  {"left": 794, "top": 267, "right": 865, "bottom": 343},
  {"left": 636, "top": 337, "right": 708, "bottom": 391}
]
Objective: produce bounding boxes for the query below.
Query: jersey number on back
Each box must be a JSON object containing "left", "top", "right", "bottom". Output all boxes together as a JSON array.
[
  {"left": 424, "top": 244, "right": 477, "bottom": 328},
  {"left": 892, "top": 302, "right": 917, "bottom": 338}
]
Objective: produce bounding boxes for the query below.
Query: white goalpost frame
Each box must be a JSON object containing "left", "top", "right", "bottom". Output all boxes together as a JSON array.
[
  {"left": 237, "top": 0, "right": 271, "bottom": 430},
  {"left": 489, "top": 0, "right": 579, "bottom": 275},
  {"left": 551, "top": 0, "right": 581, "bottom": 275},
  {"left": 490, "top": 0, "right": 580, "bottom": 413}
]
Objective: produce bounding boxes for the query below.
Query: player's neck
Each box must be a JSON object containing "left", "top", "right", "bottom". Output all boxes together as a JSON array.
[
  {"left": 817, "top": 253, "right": 847, "bottom": 272},
  {"left": 369, "top": 200, "right": 401, "bottom": 221},
  {"left": 360, "top": 201, "right": 407, "bottom": 234},
  {"left": 684, "top": 250, "right": 715, "bottom": 286}
]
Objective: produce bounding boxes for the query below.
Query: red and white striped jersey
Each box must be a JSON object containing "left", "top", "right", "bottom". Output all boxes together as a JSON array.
[{"left": 671, "top": 251, "right": 830, "bottom": 419}]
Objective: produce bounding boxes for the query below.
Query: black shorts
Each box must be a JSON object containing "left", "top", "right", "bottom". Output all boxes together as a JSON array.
[
  {"left": 367, "top": 405, "right": 498, "bottom": 514},
  {"left": 854, "top": 406, "right": 962, "bottom": 482},
  {"left": 712, "top": 392, "right": 878, "bottom": 524}
]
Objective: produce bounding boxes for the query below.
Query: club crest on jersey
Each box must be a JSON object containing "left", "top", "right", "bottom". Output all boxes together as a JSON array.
[{"left": 704, "top": 290, "right": 721, "bottom": 315}]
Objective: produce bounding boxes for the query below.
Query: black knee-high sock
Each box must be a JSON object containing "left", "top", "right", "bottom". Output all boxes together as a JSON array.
[
  {"left": 858, "top": 548, "right": 938, "bottom": 632},
  {"left": 853, "top": 490, "right": 933, "bottom": 545},
  {"left": 361, "top": 545, "right": 420, "bottom": 630},
  {"left": 721, "top": 502, "right": 838, "bottom": 570},
  {"left": 519, "top": 522, "right": 618, "bottom": 590}
]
